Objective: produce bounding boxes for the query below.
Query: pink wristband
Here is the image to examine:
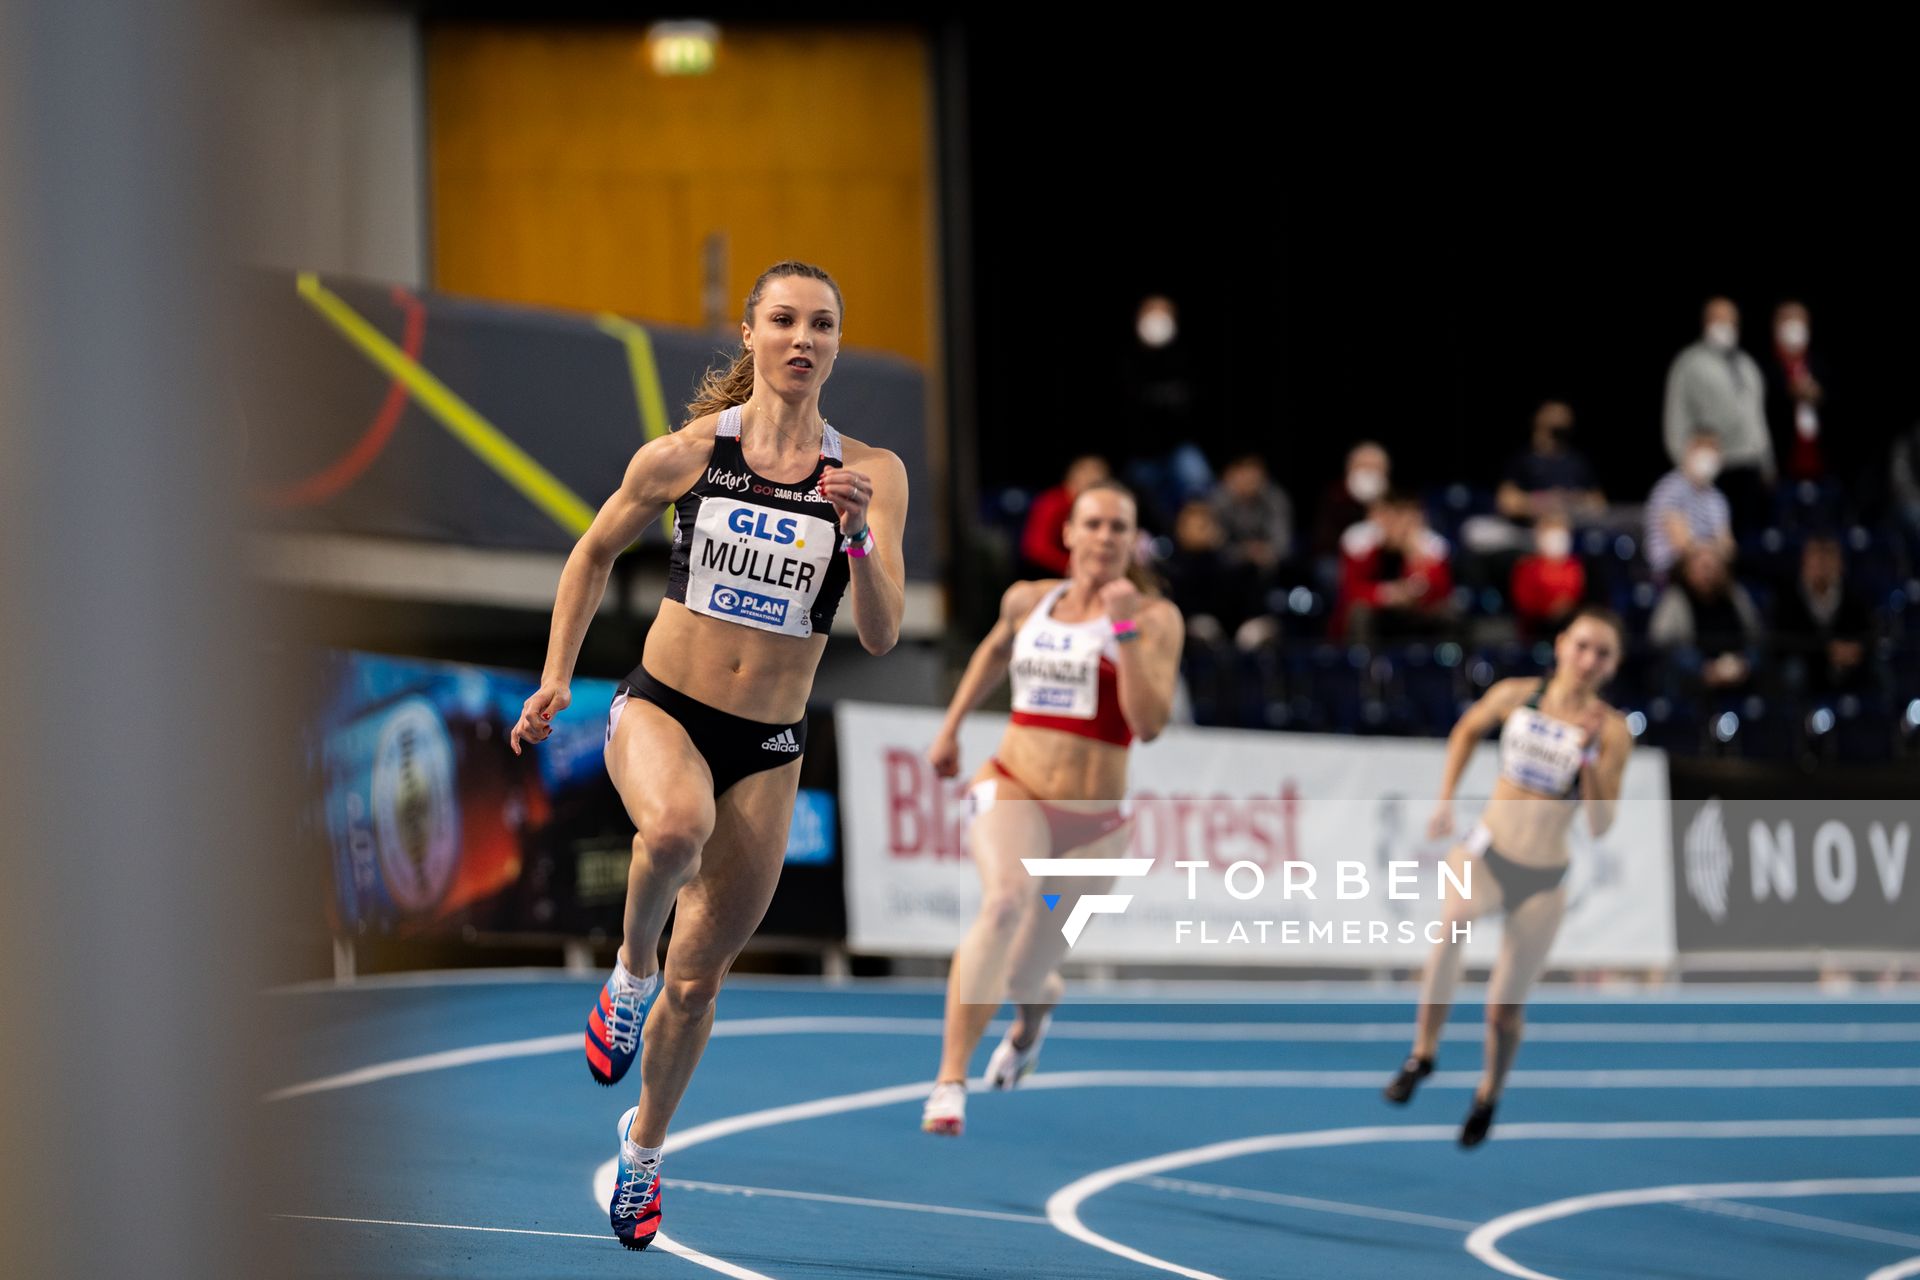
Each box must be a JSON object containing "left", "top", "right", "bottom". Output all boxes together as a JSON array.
[
  {"left": 843, "top": 526, "right": 874, "bottom": 558},
  {"left": 1110, "top": 618, "right": 1139, "bottom": 641}
]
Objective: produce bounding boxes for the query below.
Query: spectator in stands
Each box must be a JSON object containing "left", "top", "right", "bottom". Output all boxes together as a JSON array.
[
  {"left": 1889, "top": 421, "right": 1920, "bottom": 564},
  {"left": 1020, "top": 455, "right": 1109, "bottom": 577},
  {"left": 1333, "top": 491, "right": 1455, "bottom": 642},
  {"left": 1664, "top": 297, "right": 1775, "bottom": 532},
  {"left": 1650, "top": 543, "right": 1764, "bottom": 693},
  {"left": 1645, "top": 430, "right": 1736, "bottom": 579},
  {"left": 1510, "top": 513, "right": 1587, "bottom": 640},
  {"left": 1765, "top": 301, "right": 1830, "bottom": 483},
  {"left": 1162, "top": 499, "right": 1257, "bottom": 648},
  {"left": 1211, "top": 453, "right": 1294, "bottom": 572},
  {"left": 1311, "top": 442, "right": 1390, "bottom": 594},
  {"left": 1312, "top": 441, "right": 1390, "bottom": 561},
  {"left": 1772, "top": 533, "right": 1873, "bottom": 695},
  {"left": 1496, "top": 400, "right": 1606, "bottom": 524}
]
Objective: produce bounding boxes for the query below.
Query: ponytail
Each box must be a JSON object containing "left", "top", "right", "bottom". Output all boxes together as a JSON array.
[{"left": 685, "top": 347, "right": 757, "bottom": 423}]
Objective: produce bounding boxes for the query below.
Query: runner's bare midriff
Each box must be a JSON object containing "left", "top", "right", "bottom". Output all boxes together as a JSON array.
[
  {"left": 990, "top": 721, "right": 1130, "bottom": 803},
  {"left": 641, "top": 599, "right": 827, "bottom": 724},
  {"left": 1480, "top": 774, "right": 1581, "bottom": 870}
]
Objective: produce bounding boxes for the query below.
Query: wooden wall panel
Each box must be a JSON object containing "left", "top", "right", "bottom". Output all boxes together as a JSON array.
[{"left": 428, "top": 24, "right": 935, "bottom": 366}]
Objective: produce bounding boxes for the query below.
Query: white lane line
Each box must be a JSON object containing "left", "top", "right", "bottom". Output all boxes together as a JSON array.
[
  {"left": 716, "top": 1017, "right": 1920, "bottom": 1044},
  {"left": 270, "top": 971, "right": 1920, "bottom": 1002},
  {"left": 1045, "top": 1121, "right": 1920, "bottom": 1280},
  {"left": 1015, "top": 1067, "right": 1920, "bottom": 1090},
  {"left": 674, "top": 1179, "right": 1049, "bottom": 1225},
  {"left": 265, "top": 1034, "right": 576, "bottom": 1101},
  {"left": 1869, "top": 1257, "right": 1920, "bottom": 1280},
  {"left": 267, "top": 1018, "right": 1920, "bottom": 1101},
  {"left": 1682, "top": 1197, "right": 1920, "bottom": 1250},
  {"left": 649, "top": 1232, "right": 782, "bottom": 1280},
  {"left": 275, "top": 1212, "right": 609, "bottom": 1242},
  {"left": 1468, "top": 1176, "right": 1920, "bottom": 1280},
  {"left": 269, "top": 968, "right": 593, "bottom": 995},
  {"left": 1138, "top": 1175, "right": 1477, "bottom": 1232},
  {"left": 273, "top": 1047, "right": 1920, "bottom": 1105},
  {"left": 276, "top": 1210, "right": 770, "bottom": 1276},
  {"left": 1036, "top": 1022, "right": 1920, "bottom": 1043}
]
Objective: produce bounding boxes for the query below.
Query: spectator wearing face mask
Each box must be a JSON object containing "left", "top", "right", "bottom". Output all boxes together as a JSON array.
[
  {"left": 1765, "top": 301, "right": 1829, "bottom": 483},
  {"left": 1496, "top": 401, "right": 1607, "bottom": 523},
  {"left": 1313, "top": 441, "right": 1390, "bottom": 572},
  {"left": 1510, "top": 513, "right": 1587, "bottom": 640},
  {"left": 1645, "top": 430, "right": 1736, "bottom": 579},
  {"left": 1663, "top": 297, "right": 1775, "bottom": 532}
]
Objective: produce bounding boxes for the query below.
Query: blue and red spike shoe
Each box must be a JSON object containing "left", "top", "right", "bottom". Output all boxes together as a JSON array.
[
  {"left": 586, "top": 964, "right": 658, "bottom": 1087},
  {"left": 610, "top": 1105, "right": 663, "bottom": 1250}
]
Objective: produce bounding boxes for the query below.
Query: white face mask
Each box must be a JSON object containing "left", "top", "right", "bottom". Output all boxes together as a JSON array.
[
  {"left": 1686, "top": 450, "right": 1722, "bottom": 485},
  {"left": 1776, "top": 318, "right": 1809, "bottom": 352},
  {"left": 1347, "top": 467, "right": 1386, "bottom": 505},
  {"left": 1537, "top": 528, "right": 1573, "bottom": 559},
  {"left": 1136, "top": 307, "right": 1176, "bottom": 348},
  {"left": 1705, "top": 321, "right": 1738, "bottom": 351}
]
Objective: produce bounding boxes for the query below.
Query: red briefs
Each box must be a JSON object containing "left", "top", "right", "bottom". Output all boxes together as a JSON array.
[{"left": 986, "top": 757, "right": 1130, "bottom": 854}]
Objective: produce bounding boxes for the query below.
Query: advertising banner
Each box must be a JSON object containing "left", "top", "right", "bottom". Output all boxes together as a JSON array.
[
  {"left": 837, "top": 702, "right": 1675, "bottom": 969},
  {"left": 1668, "top": 760, "right": 1920, "bottom": 955},
  {"left": 310, "top": 651, "right": 840, "bottom": 940}
]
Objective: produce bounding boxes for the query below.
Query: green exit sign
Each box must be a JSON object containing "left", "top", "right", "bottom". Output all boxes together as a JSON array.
[{"left": 646, "top": 21, "right": 718, "bottom": 76}]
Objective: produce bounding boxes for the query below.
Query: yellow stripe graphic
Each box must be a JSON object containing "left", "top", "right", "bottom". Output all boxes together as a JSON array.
[
  {"left": 593, "top": 312, "right": 673, "bottom": 442},
  {"left": 595, "top": 311, "right": 676, "bottom": 536},
  {"left": 297, "top": 272, "right": 595, "bottom": 537}
]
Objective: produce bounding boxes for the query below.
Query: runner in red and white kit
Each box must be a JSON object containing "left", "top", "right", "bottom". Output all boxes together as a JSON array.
[{"left": 920, "top": 481, "right": 1183, "bottom": 1135}]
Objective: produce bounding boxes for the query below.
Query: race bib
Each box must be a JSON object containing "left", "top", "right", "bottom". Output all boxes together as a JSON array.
[
  {"left": 1501, "top": 707, "right": 1585, "bottom": 794},
  {"left": 685, "top": 497, "right": 838, "bottom": 638},
  {"left": 1010, "top": 624, "right": 1103, "bottom": 720}
]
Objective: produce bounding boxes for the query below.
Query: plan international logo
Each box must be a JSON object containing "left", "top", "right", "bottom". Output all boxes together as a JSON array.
[{"left": 709, "top": 585, "right": 788, "bottom": 626}]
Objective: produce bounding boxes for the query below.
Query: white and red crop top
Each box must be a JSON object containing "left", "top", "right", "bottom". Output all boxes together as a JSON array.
[{"left": 1007, "top": 583, "right": 1133, "bottom": 747}]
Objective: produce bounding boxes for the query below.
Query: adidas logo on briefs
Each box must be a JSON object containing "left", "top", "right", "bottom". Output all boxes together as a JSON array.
[{"left": 762, "top": 728, "right": 800, "bottom": 754}]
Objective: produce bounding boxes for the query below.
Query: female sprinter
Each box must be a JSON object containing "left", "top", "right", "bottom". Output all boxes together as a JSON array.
[
  {"left": 1382, "top": 605, "right": 1632, "bottom": 1146},
  {"left": 920, "top": 481, "right": 1183, "bottom": 1136},
  {"left": 510, "top": 261, "right": 907, "bottom": 1248}
]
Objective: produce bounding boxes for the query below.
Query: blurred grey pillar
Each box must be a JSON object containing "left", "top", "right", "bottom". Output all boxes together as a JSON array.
[{"left": 0, "top": 1, "right": 278, "bottom": 1276}]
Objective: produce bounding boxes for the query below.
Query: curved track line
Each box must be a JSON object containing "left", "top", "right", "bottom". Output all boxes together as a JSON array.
[
  {"left": 1467, "top": 1176, "right": 1920, "bottom": 1280},
  {"left": 1047, "top": 1121, "right": 1920, "bottom": 1280}
]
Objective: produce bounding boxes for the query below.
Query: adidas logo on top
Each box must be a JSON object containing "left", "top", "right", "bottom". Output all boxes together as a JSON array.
[{"left": 762, "top": 728, "right": 800, "bottom": 754}]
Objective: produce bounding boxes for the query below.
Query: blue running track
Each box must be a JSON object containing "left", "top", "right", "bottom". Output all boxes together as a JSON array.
[{"left": 268, "top": 976, "right": 1920, "bottom": 1279}]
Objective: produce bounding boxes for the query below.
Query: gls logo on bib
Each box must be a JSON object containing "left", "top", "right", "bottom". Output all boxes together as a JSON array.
[
  {"left": 727, "top": 508, "right": 805, "bottom": 546},
  {"left": 686, "top": 497, "right": 836, "bottom": 638}
]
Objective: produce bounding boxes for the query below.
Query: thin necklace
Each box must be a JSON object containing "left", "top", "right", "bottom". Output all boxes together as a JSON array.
[{"left": 747, "top": 404, "right": 822, "bottom": 452}]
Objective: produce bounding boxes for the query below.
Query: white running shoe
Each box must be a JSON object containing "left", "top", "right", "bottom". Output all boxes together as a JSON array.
[
  {"left": 921, "top": 1081, "right": 966, "bottom": 1136},
  {"left": 984, "top": 1014, "right": 1051, "bottom": 1090}
]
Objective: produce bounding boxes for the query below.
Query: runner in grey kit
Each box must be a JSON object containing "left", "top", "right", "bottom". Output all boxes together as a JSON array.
[{"left": 1383, "top": 606, "right": 1633, "bottom": 1147}]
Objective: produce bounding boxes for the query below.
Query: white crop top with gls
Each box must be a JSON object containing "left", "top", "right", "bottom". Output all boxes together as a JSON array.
[{"left": 1498, "top": 683, "right": 1594, "bottom": 799}]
